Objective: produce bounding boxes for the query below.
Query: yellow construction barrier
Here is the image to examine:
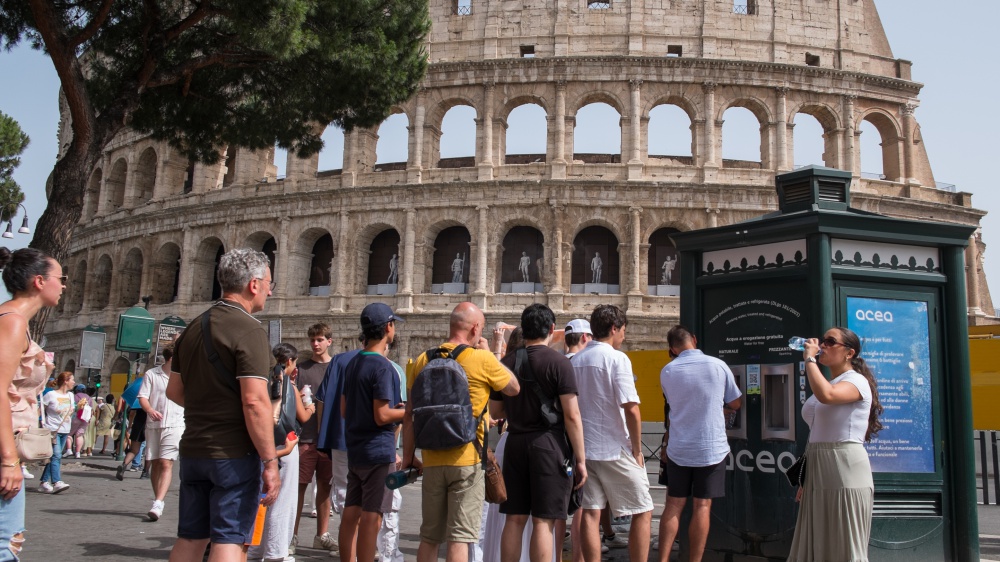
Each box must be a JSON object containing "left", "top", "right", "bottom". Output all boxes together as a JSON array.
[{"left": 970, "top": 325, "right": 1000, "bottom": 431}]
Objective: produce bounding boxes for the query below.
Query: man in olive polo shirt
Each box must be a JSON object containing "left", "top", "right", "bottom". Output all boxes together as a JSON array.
[{"left": 166, "top": 248, "right": 280, "bottom": 562}]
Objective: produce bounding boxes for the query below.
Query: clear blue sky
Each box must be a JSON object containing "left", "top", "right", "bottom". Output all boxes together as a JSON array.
[{"left": 1, "top": 2, "right": 997, "bottom": 309}]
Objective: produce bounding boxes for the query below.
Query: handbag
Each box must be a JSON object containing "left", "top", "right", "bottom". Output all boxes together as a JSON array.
[
  {"left": 785, "top": 454, "right": 806, "bottom": 487},
  {"left": 475, "top": 405, "right": 507, "bottom": 504},
  {"left": 15, "top": 427, "right": 53, "bottom": 462}
]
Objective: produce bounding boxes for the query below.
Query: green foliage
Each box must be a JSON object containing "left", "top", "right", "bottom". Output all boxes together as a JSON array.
[
  {"left": 0, "top": 110, "right": 28, "bottom": 223},
  {"left": 0, "top": 0, "right": 430, "bottom": 162}
]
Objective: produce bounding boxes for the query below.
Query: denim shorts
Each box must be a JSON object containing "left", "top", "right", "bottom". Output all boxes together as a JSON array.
[
  {"left": 178, "top": 455, "right": 262, "bottom": 544},
  {"left": 0, "top": 487, "right": 25, "bottom": 561}
]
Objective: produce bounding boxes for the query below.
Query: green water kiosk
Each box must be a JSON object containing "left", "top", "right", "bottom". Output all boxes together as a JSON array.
[{"left": 670, "top": 166, "right": 978, "bottom": 561}]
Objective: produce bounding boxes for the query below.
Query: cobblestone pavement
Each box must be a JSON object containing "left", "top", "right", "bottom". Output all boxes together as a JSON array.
[{"left": 18, "top": 455, "right": 1000, "bottom": 561}]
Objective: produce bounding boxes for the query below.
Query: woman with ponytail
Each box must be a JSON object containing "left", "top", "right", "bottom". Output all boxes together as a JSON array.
[
  {"left": 0, "top": 247, "right": 63, "bottom": 559},
  {"left": 787, "top": 327, "right": 883, "bottom": 562}
]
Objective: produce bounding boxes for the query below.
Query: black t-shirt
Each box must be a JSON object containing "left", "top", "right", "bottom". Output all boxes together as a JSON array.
[
  {"left": 343, "top": 352, "right": 402, "bottom": 466},
  {"left": 492, "top": 345, "right": 578, "bottom": 434}
]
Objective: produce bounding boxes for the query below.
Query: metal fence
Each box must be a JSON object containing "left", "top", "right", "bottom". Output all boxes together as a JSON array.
[{"left": 976, "top": 430, "right": 1000, "bottom": 504}]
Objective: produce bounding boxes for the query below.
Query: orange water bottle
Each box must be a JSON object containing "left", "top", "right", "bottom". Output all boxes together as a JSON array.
[{"left": 247, "top": 493, "right": 267, "bottom": 546}]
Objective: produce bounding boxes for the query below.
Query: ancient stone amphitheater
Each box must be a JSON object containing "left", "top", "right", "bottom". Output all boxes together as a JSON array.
[{"left": 46, "top": 0, "right": 993, "bottom": 375}]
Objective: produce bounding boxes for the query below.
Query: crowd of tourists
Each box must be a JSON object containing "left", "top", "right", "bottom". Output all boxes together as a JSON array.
[{"left": 0, "top": 246, "right": 883, "bottom": 562}]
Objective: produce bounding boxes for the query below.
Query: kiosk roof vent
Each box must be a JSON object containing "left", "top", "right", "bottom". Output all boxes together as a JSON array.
[{"left": 776, "top": 166, "right": 852, "bottom": 214}]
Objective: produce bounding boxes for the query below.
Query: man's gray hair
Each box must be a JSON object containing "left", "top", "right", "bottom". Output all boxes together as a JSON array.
[{"left": 217, "top": 248, "right": 271, "bottom": 294}]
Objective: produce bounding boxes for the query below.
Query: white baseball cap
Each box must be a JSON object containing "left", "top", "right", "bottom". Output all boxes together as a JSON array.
[{"left": 565, "top": 319, "right": 592, "bottom": 335}]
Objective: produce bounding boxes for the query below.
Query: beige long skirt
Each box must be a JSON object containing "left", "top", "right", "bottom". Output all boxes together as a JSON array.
[{"left": 787, "top": 442, "right": 873, "bottom": 562}]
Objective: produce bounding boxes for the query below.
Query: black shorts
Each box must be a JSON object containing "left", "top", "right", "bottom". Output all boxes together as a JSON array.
[
  {"left": 129, "top": 410, "right": 147, "bottom": 442},
  {"left": 345, "top": 463, "right": 393, "bottom": 514},
  {"left": 500, "top": 430, "right": 573, "bottom": 520},
  {"left": 665, "top": 458, "right": 726, "bottom": 499}
]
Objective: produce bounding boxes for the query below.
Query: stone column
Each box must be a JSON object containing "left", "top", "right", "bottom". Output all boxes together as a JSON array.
[
  {"left": 479, "top": 83, "right": 496, "bottom": 181},
  {"left": 628, "top": 207, "right": 642, "bottom": 296},
  {"left": 551, "top": 81, "right": 567, "bottom": 180},
  {"left": 706, "top": 208, "right": 720, "bottom": 228},
  {"left": 702, "top": 82, "right": 718, "bottom": 182},
  {"left": 408, "top": 91, "right": 426, "bottom": 183},
  {"left": 967, "top": 233, "right": 983, "bottom": 316},
  {"left": 628, "top": 79, "right": 643, "bottom": 180},
  {"left": 475, "top": 205, "right": 489, "bottom": 295},
  {"left": 176, "top": 226, "right": 196, "bottom": 302},
  {"left": 331, "top": 210, "right": 351, "bottom": 312},
  {"left": 775, "top": 87, "right": 789, "bottom": 171},
  {"left": 901, "top": 102, "right": 918, "bottom": 184},
  {"left": 274, "top": 217, "right": 291, "bottom": 299},
  {"left": 341, "top": 130, "right": 358, "bottom": 187},
  {"left": 547, "top": 202, "right": 566, "bottom": 312},
  {"left": 397, "top": 209, "right": 416, "bottom": 312},
  {"left": 842, "top": 95, "right": 857, "bottom": 177}
]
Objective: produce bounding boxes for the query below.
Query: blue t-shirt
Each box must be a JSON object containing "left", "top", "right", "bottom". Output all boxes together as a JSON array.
[
  {"left": 343, "top": 352, "right": 402, "bottom": 466},
  {"left": 316, "top": 349, "right": 361, "bottom": 453}
]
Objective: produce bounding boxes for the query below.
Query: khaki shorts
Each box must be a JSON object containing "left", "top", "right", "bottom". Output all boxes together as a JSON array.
[
  {"left": 145, "top": 427, "right": 181, "bottom": 461},
  {"left": 420, "top": 464, "right": 484, "bottom": 544},
  {"left": 581, "top": 448, "right": 654, "bottom": 517}
]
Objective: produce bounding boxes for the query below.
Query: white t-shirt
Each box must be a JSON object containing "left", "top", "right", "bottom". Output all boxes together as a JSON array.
[
  {"left": 138, "top": 365, "right": 185, "bottom": 430},
  {"left": 801, "top": 370, "right": 872, "bottom": 444},
  {"left": 42, "top": 390, "right": 75, "bottom": 433},
  {"left": 570, "top": 340, "right": 641, "bottom": 461}
]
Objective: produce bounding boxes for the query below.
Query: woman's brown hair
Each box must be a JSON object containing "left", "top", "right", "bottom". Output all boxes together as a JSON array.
[
  {"left": 55, "top": 371, "right": 73, "bottom": 388},
  {"left": 834, "top": 327, "right": 884, "bottom": 441}
]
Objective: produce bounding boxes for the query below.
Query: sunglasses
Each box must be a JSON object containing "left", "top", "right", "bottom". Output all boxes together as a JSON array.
[{"left": 820, "top": 337, "right": 846, "bottom": 348}]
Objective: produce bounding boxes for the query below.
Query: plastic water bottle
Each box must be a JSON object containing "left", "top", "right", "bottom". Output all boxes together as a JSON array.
[
  {"left": 301, "top": 385, "right": 313, "bottom": 406},
  {"left": 385, "top": 468, "right": 420, "bottom": 490},
  {"left": 788, "top": 337, "right": 822, "bottom": 355}
]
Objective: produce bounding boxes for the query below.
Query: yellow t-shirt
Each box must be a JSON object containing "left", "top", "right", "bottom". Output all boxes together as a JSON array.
[{"left": 412, "top": 343, "right": 511, "bottom": 468}]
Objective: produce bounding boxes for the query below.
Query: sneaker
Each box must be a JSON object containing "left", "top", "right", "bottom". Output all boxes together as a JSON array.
[
  {"left": 74, "top": 452, "right": 80, "bottom": 459},
  {"left": 21, "top": 466, "right": 33, "bottom": 479},
  {"left": 128, "top": 465, "right": 140, "bottom": 472},
  {"left": 115, "top": 464, "right": 126, "bottom": 481},
  {"left": 148, "top": 500, "right": 164, "bottom": 521},
  {"left": 603, "top": 533, "right": 629, "bottom": 549},
  {"left": 38, "top": 482, "right": 53, "bottom": 494},
  {"left": 52, "top": 481, "right": 70, "bottom": 494},
  {"left": 288, "top": 535, "right": 297, "bottom": 555},
  {"left": 263, "top": 557, "right": 296, "bottom": 562},
  {"left": 309, "top": 508, "right": 317, "bottom": 518},
  {"left": 601, "top": 544, "right": 609, "bottom": 554},
  {"left": 611, "top": 515, "right": 631, "bottom": 533},
  {"left": 673, "top": 540, "right": 680, "bottom": 552},
  {"left": 313, "top": 532, "right": 338, "bottom": 551},
  {"left": 139, "top": 468, "right": 150, "bottom": 479}
]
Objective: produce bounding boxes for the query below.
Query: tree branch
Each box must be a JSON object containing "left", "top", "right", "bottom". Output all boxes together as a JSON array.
[
  {"left": 67, "top": 0, "right": 115, "bottom": 49},
  {"left": 163, "top": 1, "right": 221, "bottom": 43}
]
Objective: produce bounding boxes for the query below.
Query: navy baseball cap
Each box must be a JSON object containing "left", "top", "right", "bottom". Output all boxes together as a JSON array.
[{"left": 360, "top": 302, "right": 404, "bottom": 329}]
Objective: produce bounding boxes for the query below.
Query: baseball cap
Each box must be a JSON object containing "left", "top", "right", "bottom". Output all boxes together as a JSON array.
[
  {"left": 360, "top": 302, "right": 404, "bottom": 329},
  {"left": 565, "top": 319, "right": 592, "bottom": 335}
]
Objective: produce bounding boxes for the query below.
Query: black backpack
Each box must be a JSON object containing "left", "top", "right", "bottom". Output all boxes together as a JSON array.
[{"left": 411, "top": 345, "right": 483, "bottom": 450}]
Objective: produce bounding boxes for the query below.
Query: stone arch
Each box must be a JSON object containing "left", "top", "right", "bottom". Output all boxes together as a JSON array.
[
  {"left": 151, "top": 242, "right": 181, "bottom": 305},
  {"left": 719, "top": 96, "right": 772, "bottom": 124},
  {"left": 110, "top": 356, "right": 131, "bottom": 375},
  {"left": 431, "top": 225, "right": 472, "bottom": 290},
  {"left": 647, "top": 227, "right": 681, "bottom": 291},
  {"left": 244, "top": 230, "right": 278, "bottom": 276},
  {"left": 367, "top": 229, "right": 402, "bottom": 288},
  {"left": 858, "top": 109, "right": 903, "bottom": 182},
  {"left": 375, "top": 111, "right": 410, "bottom": 166},
  {"left": 117, "top": 247, "right": 144, "bottom": 308},
  {"left": 133, "top": 147, "right": 158, "bottom": 205},
  {"left": 569, "top": 91, "right": 626, "bottom": 116},
  {"left": 574, "top": 101, "right": 623, "bottom": 160},
  {"left": 426, "top": 96, "right": 479, "bottom": 130},
  {"left": 83, "top": 168, "right": 102, "bottom": 221},
  {"left": 503, "top": 101, "right": 548, "bottom": 163},
  {"left": 499, "top": 226, "right": 545, "bottom": 291},
  {"left": 647, "top": 99, "right": 695, "bottom": 161},
  {"left": 645, "top": 95, "right": 698, "bottom": 122},
  {"left": 290, "top": 227, "right": 335, "bottom": 296},
  {"left": 572, "top": 225, "right": 620, "bottom": 290},
  {"left": 67, "top": 258, "right": 87, "bottom": 314},
  {"left": 105, "top": 158, "right": 128, "bottom": 213},
  {"left": 90, "top": 254, "right": 113, "bottom": 310},
  {"left": 192, "top": 237, "right": 225, "bottom": 302},
  {"left": 439, "top": 104, "right": 477, "bottom": 164},
  {"left": 63, "top": 357, "right": 76, "bottom": 375},
  {"left": 318, "top": 124, "right": 346, "bottom": 173},
  {"left": 792, "top": 103, "right": 841, "bottom": 168},
  {"left": 499, "top": 95, "right": 549, "bottom": 122},
  {"left": 720, "top": 98, "right": 771, "bottom": 167},
  {"left": 355, "top": 221, "right": 403, "bottom": 293}
]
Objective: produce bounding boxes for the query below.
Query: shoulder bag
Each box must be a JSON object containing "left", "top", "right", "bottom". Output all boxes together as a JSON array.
[
  {"left": 16, "top": 397, "right": 61, "bottom": 462},
  {"left": 784, "top": 454, "right": 806, "bottom": 487},
  {"left": 474, "top": 405, "right": 507, "bottom": 504}
]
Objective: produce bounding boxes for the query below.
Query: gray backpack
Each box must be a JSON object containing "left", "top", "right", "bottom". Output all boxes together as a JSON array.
[{"left": 411, "top": 345, "right": 484, "bottom": 450}]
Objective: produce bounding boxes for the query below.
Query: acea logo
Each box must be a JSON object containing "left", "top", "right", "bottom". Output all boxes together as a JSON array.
[
  {"left": 726, "top": 449, "right": 798, "bottom": 474},
  {"left": 854, "top": 309, "right": 894, "bottom": 322}
]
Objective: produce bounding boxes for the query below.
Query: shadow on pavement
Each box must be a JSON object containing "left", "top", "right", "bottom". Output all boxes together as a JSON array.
[{"left": 74, "top": 541, "right": 171, "bottom": 559}]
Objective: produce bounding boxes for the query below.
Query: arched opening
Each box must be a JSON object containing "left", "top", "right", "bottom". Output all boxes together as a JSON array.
[
  {"left": 134, "top": 147, "right": 157, "bottom": 204},
  {"left": 859, "top": 113, "right": 901, "bottom": 182},
  {"left": 272, "top": 145, "right": 288, "bottom": 179},
  {"left": 499, "top": 226, "right": 544, "bottom": 293},
  {"left": 151, "top": 243, "right": 181, "bottom": 304},
  {"left": 318, "top": 125, "right": 346, "bottom": 173},
  {"left": 647, "top": 104, "right": 693, "bottom": 164},
  {"left": 721, "top": 106, "right": 763, "bottom": 167},
  {"left": 68, "top": 260, "right": 87, "bottom": 314},
  {"left": 91, "top": 255, "right": 113, "bottom": 310},
  {"left": 375, "top": 113, "right": 409, "bottom": 167},
  {"left": 791, "top": 113, "right": 826, "bottom": 168},
  {"left": 117, "top": 248, "right": 144, "bottom": 308},
  {"left": 222, "top": 147, "right": 236, "bottom": 187},
  {"left": 105, "top": 158, "right": 128, "bottom": 212},
  {"left": 572, "top": 226, "right": 620, "bottom": 293},
  {"left": 648, "top": 228, "right": 681, "bottom": 296},
  {"left": 439, "top": 105, "right": 477, "bottom": 167},
  {"left": 574, "top": 102, "right": 621, "bottom": 163},
  {"left": 83, "top": 168, "right": 102, "bottom": 220},
  {"left": 367, "top": 229, "right": 402, "bottom": 295},
  {"left": 504, "top": 103, "right": 547, "bottom": 164},
  {"left": 63, "top": 358, "right": 76, "bottom": 375},
  {"left": 192, "top": 238, "right": 225, "bottom": 302},
  {"left": 308, "top": 233, "right": 335, "bottom": 296},
  {"left": 262, "top": 238, "right": 277, "bottom": 276},
  {"left": 432, "top": 226, "right": 471, "bottom": 293},
  {"left": 110, "top": 356, "right": 131, "bottom": 377}
]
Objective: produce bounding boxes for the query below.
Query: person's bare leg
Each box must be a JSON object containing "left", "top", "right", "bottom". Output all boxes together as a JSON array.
[
  {"left": 206, "top": 542, "right": 248, "bottom": 562},
  {"left": 339, "top": 505, "right": 362, "bottom": 562},
  {"left": 445, "top": 541, "right": 470, "bottom": 562},
  {"left": 627, "top": 510, "right": 651, "bottom": 562},
  {"left": 600, "top": 505, "right": 613, "bottom": 536},
  {"left": 500, "top": 514, "right": 529, "bottom": 562},
  {"left": 687, "top": 499, "right": 712, "bottom": 562},
  {"left": 658, "top": 497, "right": 686, "bottom": 562},
  {"left": 357, "top": 511, "right": 383, "bottom": 562},
  {"left": 417, "top": 540, "right": 440, "bottom": 562},
  {"left": 295, "top": 483, "right": 308, "bottom": 536},
  {"left": 316, "top": 479, "right": 333, "bottom": 536},
  {"left": 571, "top": 513, "right": 584, "bottom": 562},
  {"left": 169, "top": 538, "right": 209, "bottom": 561},
  {"left": 152, "top": 459, "right": 173, "bottom": 500},
  {"left": 580, "top": 509, "right": 602, "bottom": 562},
  {"left": 554, "top": 518, "right": 567, "bottom": 559},
  {"left": 529, "top": 517, "right": 555, "bottom": 562}
]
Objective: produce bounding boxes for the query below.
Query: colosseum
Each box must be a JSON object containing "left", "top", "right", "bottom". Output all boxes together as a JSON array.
[{"left": 45, "top": 0, "right": 995, "bottom": 377}]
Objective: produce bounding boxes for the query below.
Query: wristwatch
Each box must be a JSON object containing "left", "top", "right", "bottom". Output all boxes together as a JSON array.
[{"left": 805, "top": 356, "right": 818, "bottom": 364}]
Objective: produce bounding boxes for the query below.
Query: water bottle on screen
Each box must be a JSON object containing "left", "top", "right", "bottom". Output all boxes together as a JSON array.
[{"left": 788, "top": 336, "right": 822, "bottom": 355}]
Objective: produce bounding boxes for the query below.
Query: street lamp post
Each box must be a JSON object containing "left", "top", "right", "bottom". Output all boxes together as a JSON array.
[{"left": 1, "top": 204, "right": 31, "bottom": 239}]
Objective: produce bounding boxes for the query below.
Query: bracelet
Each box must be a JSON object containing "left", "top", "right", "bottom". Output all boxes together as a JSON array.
[
  {"left": 261, "top": 457, "right": 278, "bottom": 465},
  {"left": 0, "top": 461, "right": 20, "bottom": 468}
]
